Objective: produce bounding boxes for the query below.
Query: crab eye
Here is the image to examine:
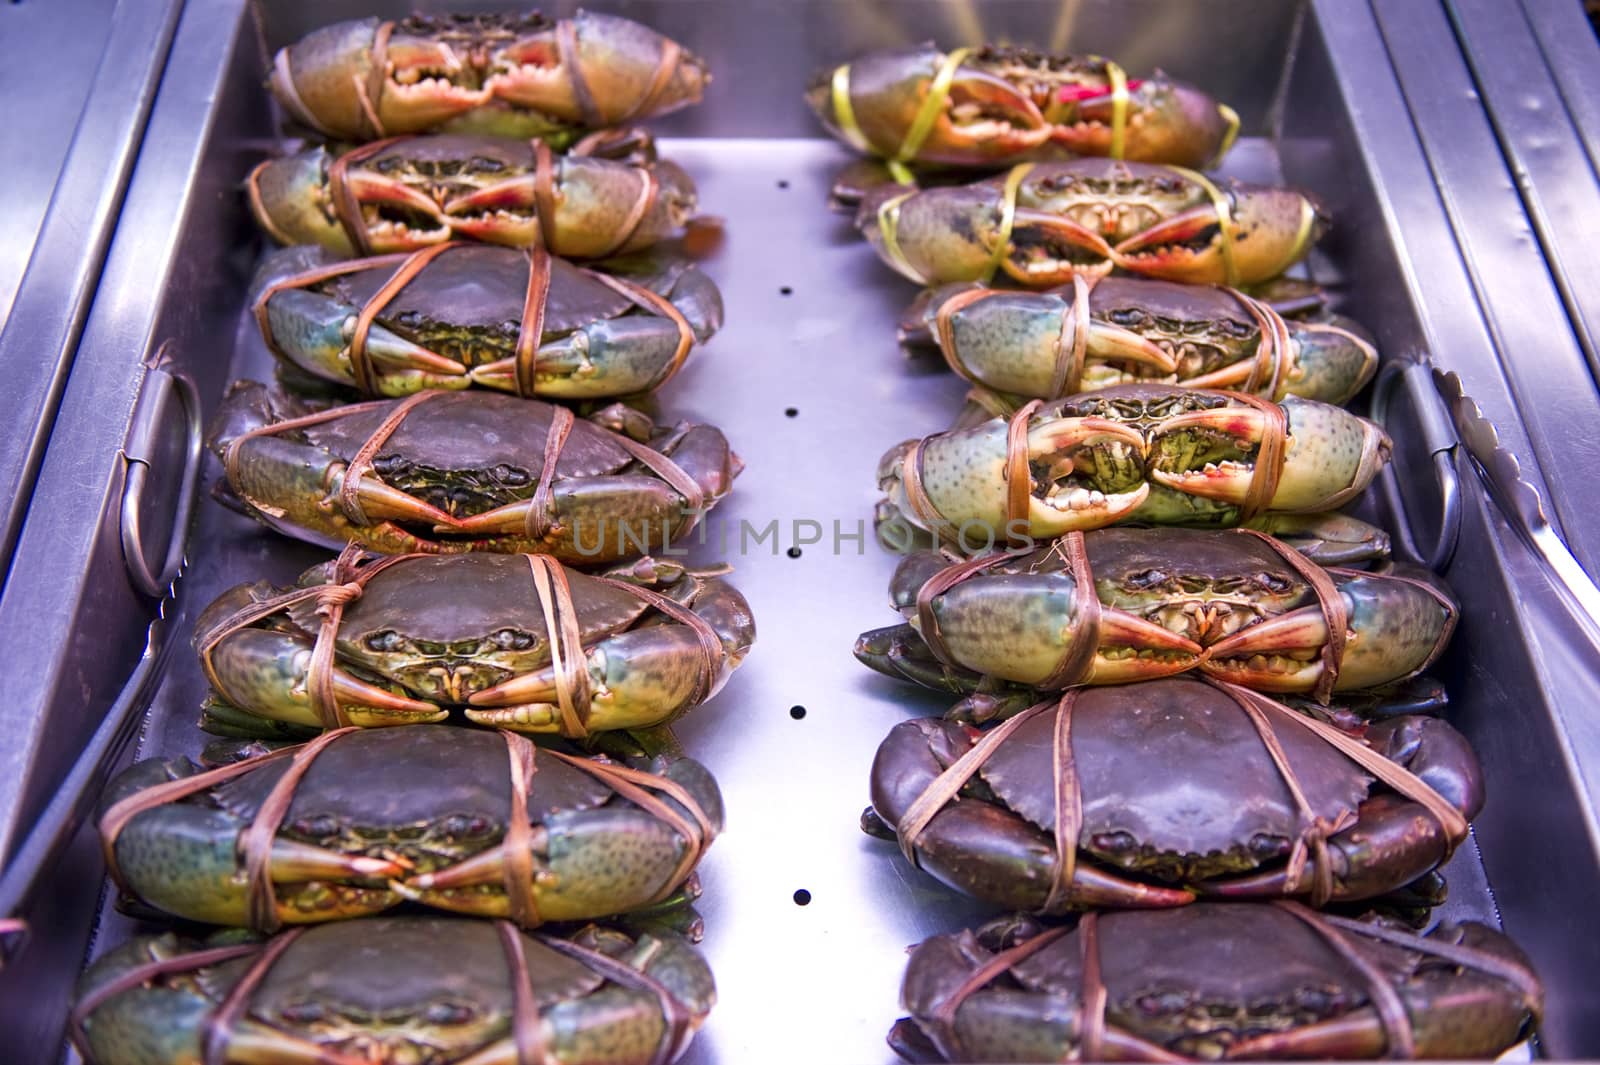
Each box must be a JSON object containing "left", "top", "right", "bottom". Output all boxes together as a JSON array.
[
  {"left": 491, "top": 464, "right": 530, "bottom": 486},
  {"left": 493, "top": 628, "right": 536, "bottom": 650},
  {"left": 1108, "top": 308, "right": 1146, "bottom": 328},
  {"left": 415, "top": 640, "right": 448, "bottom": 656},
  {"left": 290, "top": 814, "right": 341, "bottom": 839},
  {"left": 441, "top": 813, "right": 494, "bottom": 838},
  {"left": 423, "top": 1000, "right": 479, "bottom": 1026},
  {"left": 280, "top": 1000, "right": 328, "bottom": 1024},
  {"left": 365, "top": 630, "right": 404, "bottom": 653}
]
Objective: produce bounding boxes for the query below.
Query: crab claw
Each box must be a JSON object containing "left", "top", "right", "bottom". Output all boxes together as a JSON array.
[
  {"left": 1026, "top": 417, "right": 1150, "bottom": 534},
  {"left": 260, "top": 287, "right": 469, "bottom": 395},
  {"left": 248, "top": 148, "right": 353, "bottom": 254},
  {"left": 1067, "top": 74, "right": 1231, "bottom": 167},
  {"left": 1288, "top": 317, "right": 1380, "bottom": 406},
  {"left": 1114, "top": 183, "right": 1322, "bottom": 285},
  {"left": 996, "top": 208, "right": 1118, "bottom": 287}
]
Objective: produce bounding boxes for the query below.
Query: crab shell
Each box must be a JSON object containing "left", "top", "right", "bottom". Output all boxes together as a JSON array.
[
  {"left": 254, "top": 244, "right": 723, "bottom": 399},
  {"left": 808, "top": 44, "right": 1231, "bottom": 170},
  {"left": 248, "top": 134, "right": 697, "bottom": 258},
  {"left": 868, "top": 679, "right": 1484, "bottom": 912},
  {"left": 893, "top": 906, "right": 1540, "bottom": 1062},
  {"left": 876, "top": 383, "right": 1390, "bottom": 540},
  {"left": 858, "top": 159, "right": 1321, "bottom": 287},
  {"left": 207, "top": 382, "right": 740, "bottom": 563},
  {"left": 857, "top": 528, "right": 1455, "bottom": 699},
  {"left": 100, "top": 725, "right": 722, "bottom": 927},
  {"left": 74, "top": 918, "right": 715, "bottom": 1065},
  {"left": 196, "top": 553, "right": 753, "bottom": 737},
  {"left": 271, "top": 12, "right": 708, "bottom": 142},
  {"left": 901, "top": 278, "right": 1379, "bottom": 405}
]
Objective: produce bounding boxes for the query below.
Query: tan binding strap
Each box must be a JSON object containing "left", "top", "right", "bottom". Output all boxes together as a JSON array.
[
  {"left": 68, "top": 942, "right": 264, "bottom": 1061},
  {"left": 1052, "top": 274, "right": 1093, "bottom": 398},
  {"left": 1041, "top": 690, "right": 1084, "bottom": 913},
  {"left": 913, "top": 548, "right": 1032, "bottom": 670},
  {"left": 202, "top": 927, "right": 309, "bottom": 1065},
  {"left": 1157, "top": 167, "right": 1240, "bottom": 288},
  {"left": 1320, "top": 910, "right": 1545, "bottom": 1011},
  {"left": 541, "top": 934, "right": 694, "bottom": 1065},
  {"left": 500, "top": 732, "right": 543, "bottom": 930},
  {"left": 1077, "top": 911, "right": 1110, "bottom": 1060},
  {"left": 245, "top": 160, "right": 302, "bottom": 247},
  {"left": 593, "top": 574, "right": 725, "bottom": 706},
  {"left": 326, "top": 136, "right": 408, "bottom": 256},
  {"left": 983, "top": 163, "right": 1034, "bottom": 284},
  {"left": 348, "top": 19, "right": 396, "bottom": 139},
  {"left": 252, "top": 249, "right": 413, "bottom": 380},
  {"left": 526, "top": 404, "right": 576, "bottom": 541},
  {"left": 516, "top": 246, "right": 555, "bottom": 398},
  {"left": 896, "top": 434, "right": 947, "bottom": 540},
  {"left": 534, "top": 140, "right": 560, "bottom": 251},
  {"left": 586, "top": 269, "right": 697, "bottom": 390},
  {"left": 556, "top": 16, "right": 603, "bottom": 130},
  {"left": 596, "top": 164, "right": 660, "bottom": 259},
  {"left": 1037, "top": 531, "right": 1103, "bottom": 690},
  {"left": 631, "top": 39, "right": 685, "bottom": 122},
  {"left": 1096, "top": 57, "right": 1129, "bottom": 160},
  {"left": 347, "top": 243, "right": 455, "bottom": 394},
  {"left": 1200, "top": 389, "right": 1287, "bottom": 526},
  {"left": 525, "top": 553, "right": 593, "bottom": 738},
  {"left": 498, "top": 920, "right": 555, "bottom": 1065},
  {"left": 1273, "top": 900, "right": 1416, "bottom": 1058},
  {"left": 1002, "top": 399, "right": 1041, "bottom": 542},
  {"left": 338, "top": 390, "right": 441, "bottom": 526},
  {"left": 1231, "top": 527, "right": 1349, "bottom": 704},
  {"left": 221, "top": 393, "right": 395, "bottom": 498},
  {"left": 927, "top": 922, "right": 1073, "bottom": 1060}
]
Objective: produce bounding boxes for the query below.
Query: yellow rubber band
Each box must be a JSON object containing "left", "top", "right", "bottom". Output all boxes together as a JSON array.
[
  {"left": 1211, "top": 103, "right": 1241, "bottom": 168},
  {"left": 877, "top": 190, "right": 926, "bottom": 284},
  {"left": 1288, "top": 195, "right": 1318, "bottom": 270},
  {"left": 898, "top": 46, "right": 974, "bottom": 165},
  {"left": 830, "top": 64, "right": 874, "bottom": 154},
  {"left": 886, "top": 159, "right": 917, "bottom": 186},
  {"left": 984, "top": 162, "right": 1034, "bottom": 284},
  {"left": 1098, "top": 57, "right": 1129, "bottom": 160},
  {"left": 1171, "top": 165, "right": 1239, "bottom": 288}
]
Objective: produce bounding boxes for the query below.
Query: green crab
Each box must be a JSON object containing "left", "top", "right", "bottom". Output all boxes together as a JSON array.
[
  {"left": 899, "top": 278, "right": 1379, "bottom": 406},
  {"left": 809, "top": 44, "right": 1235, "bottom": 170},
  {"left": 253, "top": 244, "right": 723, "bottom": 399},
  {"left": 208, "top": 382, "right": 740, "bottom": 562},
  {"left": 194, "top": 552, "right": 753, "bottom": 738},
  {"left": 73, "top": 918, "right": 715, "bottom": 1065},
  {"left": 271, "top": 12, "right": 708, "bottom": 142},
  {"left": 99, "top": 724, "right": 720, "bottom": 928},
  {"left": 877, "top": 383, "right": 1389, "bottom": 543},
  {"left": 858, "top": 528, "right": 1455, "bottom": 707},
  {"left": 892, "top": 907, "right": 1541, "bottom": 1061},
  {"left": 247, "top": 133, "right": 697, "bottom": 258},
  {"left": 857, "top": 159, "right": 1321, "bottom": 287}
]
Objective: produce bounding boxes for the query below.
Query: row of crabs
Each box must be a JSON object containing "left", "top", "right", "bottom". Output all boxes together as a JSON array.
[
  {"left": 67, "top": 18, "right": 1545, "bottom": 1065},
  {"left": 819, "top": 39, "right": 1544, "bottom": 1065}
]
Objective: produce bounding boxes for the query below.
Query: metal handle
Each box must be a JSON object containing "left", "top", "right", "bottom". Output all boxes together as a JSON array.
[
  {"left": 119, "top": 359, "right": 202, "bottom": 597},
  {"left": 0, "top": 572, "right": 180, "bottom": 967},
  {"left": 1370, "top": 360, "right": 1462, "bottom": 570},
  {"left": 1436, "top": 369, "right": 1600, "bottom": 643}
]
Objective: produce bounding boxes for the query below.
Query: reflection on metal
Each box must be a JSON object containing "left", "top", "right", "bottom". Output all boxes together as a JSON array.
[{"left": 1371, "top": 360, "right": 1460, "bottom": 571}]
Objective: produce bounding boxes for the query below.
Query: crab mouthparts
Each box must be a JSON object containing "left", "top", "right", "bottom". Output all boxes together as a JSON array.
[{"left": 1032, "top": 418, "right": 1148, "bottom": 521}]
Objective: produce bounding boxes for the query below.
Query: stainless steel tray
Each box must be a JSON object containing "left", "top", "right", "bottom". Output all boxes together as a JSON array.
[{"left": 4, "top": 0, "right": 1600, "bottom": 1061}]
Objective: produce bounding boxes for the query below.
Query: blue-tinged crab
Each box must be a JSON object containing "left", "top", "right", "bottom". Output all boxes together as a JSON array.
[
  {"left": 253, "top": 244, "right": 722, "bottom": 399},
  {"left": 899, "top": 277, "right": 1379, "bottom": 406},
  {"left": 73, "top": 918, "right": 714, "bottom": 1065},
  {"left": 207, "top": 382, "right": 740, "bottom": 562},
  {"left": 98, "top": 725, "right": 720, "bottom": 928},
  {"left": 857, "top": 528, "right": 1454, "bottom": 710},
  {"left": 193, "top": 552, "right": 752, "bottom": 738},
  {"left": 891, "top": 906, "right": 1541, "bottom": 1061},
  {"left": 865, "top": 678, "right": 1482, "bottom": 912},
  {"left": 877, "top": 383, "right": 1388, "bottom": 542},
  {"left": 809, "top": 45, "right": 1235, "bottom": 171},
  {"left": 857, "top": 159, "right": 1321, "bottom": 287},
  {"left": 271, "top": 12, "right": 708, "bottom": 142},
  {"left": 248, "top": 133, "right": 696, "bottom": 258}
]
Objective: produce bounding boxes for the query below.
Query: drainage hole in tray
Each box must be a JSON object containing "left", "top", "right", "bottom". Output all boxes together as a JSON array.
[
  {"left": 787, "top": 546, "right": 802, "bottom": 559},
  {"left": 784, "top": 407, "right": 799, "bottom": 418},
  {"left": 779, "top": 285, "right": 793, "bottom": 296},
  {"left": 777, "top": 179, "right": 790, "bottom": 189},
  {"left": 789, "top": 705, "right": 806, "bottom": 720},
  {"left": 793, "top": 889, "right": 812, "bottom": 906}
]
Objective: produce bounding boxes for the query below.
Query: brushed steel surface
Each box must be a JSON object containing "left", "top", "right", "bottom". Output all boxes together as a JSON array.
[{"left": 5, "top": 0, "right": 1600, "bottom": 1061}]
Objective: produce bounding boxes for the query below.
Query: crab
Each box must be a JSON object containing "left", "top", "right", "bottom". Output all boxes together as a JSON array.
[
  {"left": 72, "top": 917, "right": 715, "bottom": 1065},
  {"left": 247, "top": 133, "right": 697, "bottom": 258},
  {"left": 271, "top": 12, "right": 708, "bottom": 142},
  {"left": 192, "top": 552, "right": 753, "bottom": 738},
  {"left": 877, "top": 384, "right": 1390, "bottom": 543},
  {"left": 866, "top": 677, "right": 1482, "bottom": 912},
  {"left": 857, "top": 527, "right": 1455, "bottom": 710},
  {"left": 207, "top": 381, "right": 740, "bottom": 563},
  {"left": 899, "top": 277, "right": 1379, "bottom": 406},
  {"left": 856, "top": 159, "right": 1321, "bottom": 287},
  {"left": 253, "top": 243, "right": 723, "bottom": 399},
  {"left": 809, "top": 44, "right": 1235, "bottom": 171},
  {"left": 891, "top": 906, "right": 1541, "bottom": 1061},
  {"left": 97, "top": 724, "right": 721, "bottom": 929}
]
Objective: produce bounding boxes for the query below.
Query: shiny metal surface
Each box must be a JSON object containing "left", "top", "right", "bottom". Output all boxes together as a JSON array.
[{"left": 6, "top": 0, "right": 1600, "bottom": 1061}]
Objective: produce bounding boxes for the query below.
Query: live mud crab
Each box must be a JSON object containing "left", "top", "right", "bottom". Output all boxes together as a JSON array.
[
  {"left": 865, "top": 678, "right": 1482, "bottom": 912},
  {"left": 193, "top": 551, "right": 752, "bottom": 739},
  {"left": 99, "top": 724, "right": 721, "bottom": 929},
  {"left": 876, "top": 384, "right": 1390, "bottom": 543},
  {"left": 208, "top": 382, "right": 739, "bottom": 563},
  {"left": 73, "top": 917, "right": 715, "bottom": 1065},
  {"left": 253, "top": 244, "right": 722, "bottom": 399},
  {"left": 891, "top": 906, "right": 1541, "bottom": 1061},
  {"left": 856, "top": 159, "right": 1321, "bottom": 288},
  {"left": 809, "top": 44, "right": 1236, "bottom": 172},
  {"left": 858, "top": 528, "right": 1455, "bottom": 711},
  {"left": 248, "top": 133, "right": 697, "bottom": 258},
  {"left": 271, "top": 12, "right": 708, "bottom": 142},
  {"left": 900, "top": 278, "right": 1378, "bottom": 406}
]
